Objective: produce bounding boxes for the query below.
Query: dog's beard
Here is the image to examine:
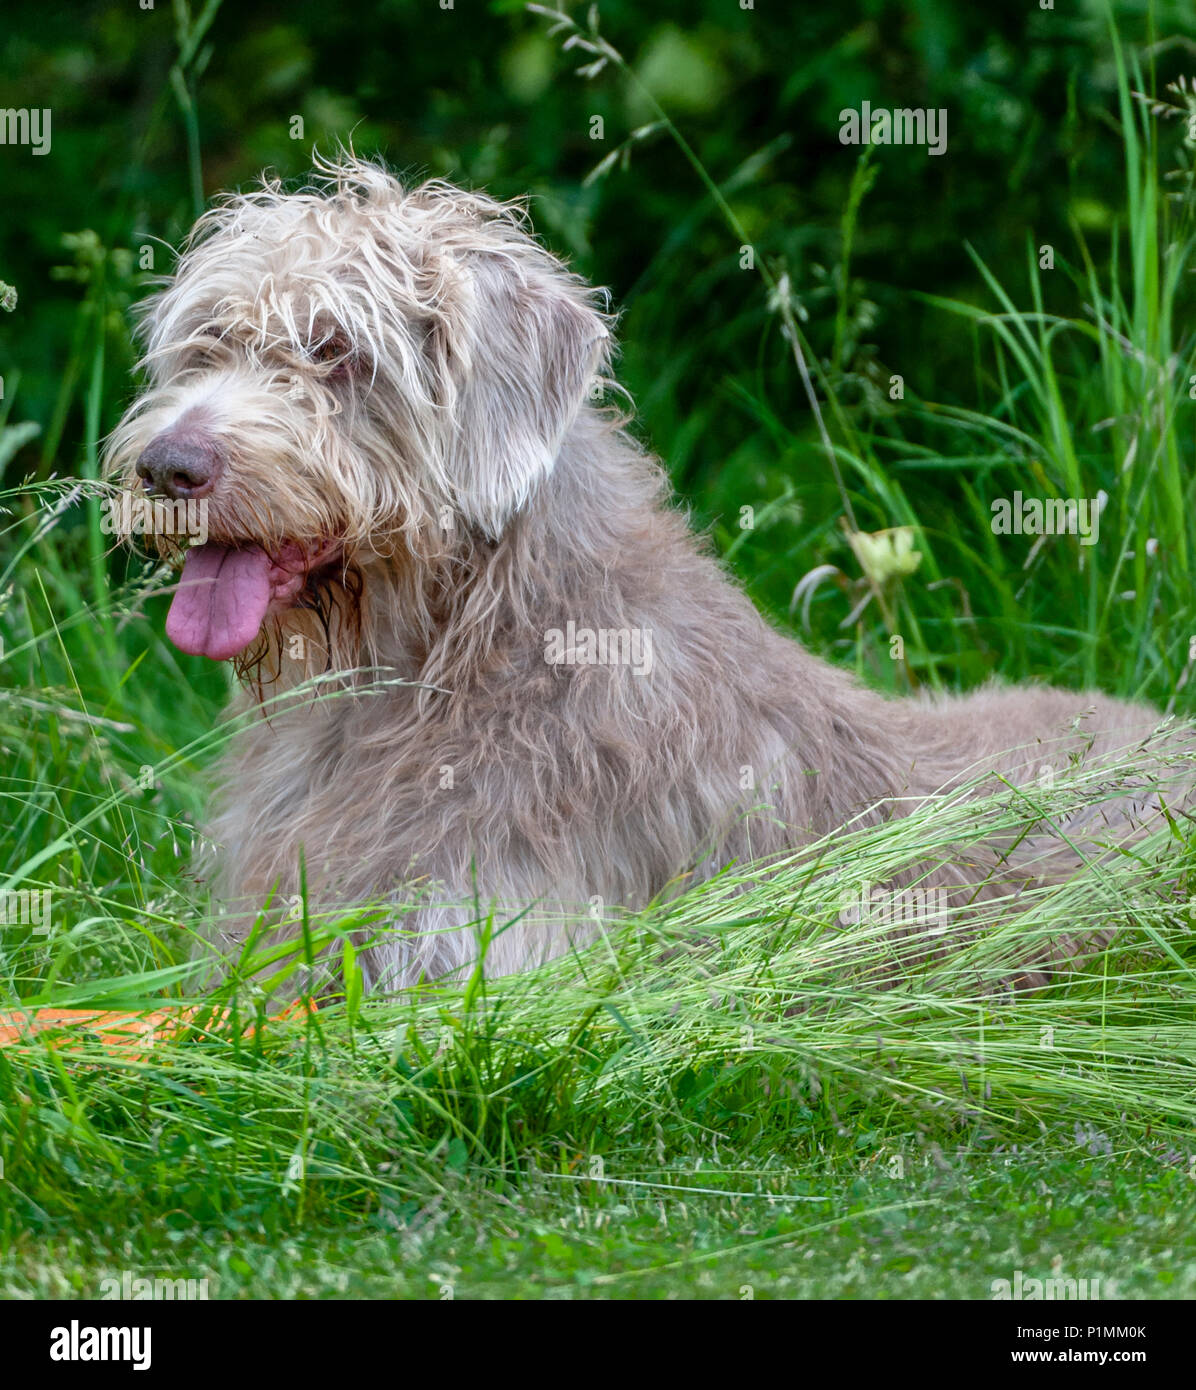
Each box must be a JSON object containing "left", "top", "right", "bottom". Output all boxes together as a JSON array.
[{"left": 166, "top": 537, "right": 342, "bottom": 661}]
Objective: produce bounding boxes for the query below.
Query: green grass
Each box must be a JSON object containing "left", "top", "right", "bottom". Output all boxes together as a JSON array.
[
  {"left": 1, "top": 681, "right": 1195, "bottom": 1296},
  {"left": 5, "top": 1156, "right": 1194, "bottom": 1299},
  {"left": 2, "top": 10, "right": 1196, "bottom": 1300}
]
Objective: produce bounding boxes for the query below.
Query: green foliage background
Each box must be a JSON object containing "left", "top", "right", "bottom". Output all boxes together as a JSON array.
[{"left": 3, "top": 0, "right": 1195, "bottom": 702}]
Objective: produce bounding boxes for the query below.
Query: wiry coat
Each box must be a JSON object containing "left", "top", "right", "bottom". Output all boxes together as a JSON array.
[{"left": 105, "top": 157, "right": 1177, "bottom": 993}]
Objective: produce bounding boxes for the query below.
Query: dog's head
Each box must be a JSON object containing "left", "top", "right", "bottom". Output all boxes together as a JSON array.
[{"left": 103, "top": 155, "right": 610, "bottom": 666}]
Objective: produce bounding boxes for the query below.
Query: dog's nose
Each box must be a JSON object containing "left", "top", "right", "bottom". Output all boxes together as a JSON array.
[{"left": 135, "top": 433, "right": 223, "bottom": 499}]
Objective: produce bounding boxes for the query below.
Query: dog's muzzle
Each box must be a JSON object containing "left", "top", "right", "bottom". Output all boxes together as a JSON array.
[{"left": 136, "top": 431, "right": 224, "bottom": 500}]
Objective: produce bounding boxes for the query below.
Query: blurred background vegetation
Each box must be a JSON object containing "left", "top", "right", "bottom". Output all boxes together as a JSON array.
[{"left": 2, "top": 0, "right": 1195, "bottom": 701}]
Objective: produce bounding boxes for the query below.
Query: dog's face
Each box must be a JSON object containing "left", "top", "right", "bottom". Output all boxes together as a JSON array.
[{"left": 104, "top": 157, "right": 609, "bottom": 663}]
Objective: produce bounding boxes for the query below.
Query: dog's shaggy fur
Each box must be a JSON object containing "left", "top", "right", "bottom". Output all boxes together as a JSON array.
[{"left": 105, "top": 156, "right": 1183, "bottom": 993}]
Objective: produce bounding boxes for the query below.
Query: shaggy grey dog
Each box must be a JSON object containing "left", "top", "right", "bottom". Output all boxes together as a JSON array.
[{"left": 104, "top": 156, "right": 1180, "bottom": 993}]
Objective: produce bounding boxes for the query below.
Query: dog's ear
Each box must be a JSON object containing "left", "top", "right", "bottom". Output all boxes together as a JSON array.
[{"left": 445, "top": 255, "right": 609, "bottom": 537}]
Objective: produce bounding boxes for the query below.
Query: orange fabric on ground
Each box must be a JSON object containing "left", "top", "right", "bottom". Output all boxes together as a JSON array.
[{"left": 0, "top": 1000, "right": 315, "bottom": 1052}]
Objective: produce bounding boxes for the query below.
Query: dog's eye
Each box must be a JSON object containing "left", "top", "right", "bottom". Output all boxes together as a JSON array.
[
  {"left": 311, "top": 335, "right": 350, "bottom": 366},
  {"left": 189, "top": 331, "right": 224, "bottom": 363}
]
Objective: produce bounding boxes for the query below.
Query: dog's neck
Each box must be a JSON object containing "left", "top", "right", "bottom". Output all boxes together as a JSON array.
[{"left": 369, "top": 409, "right": 673, "bottom": 681}]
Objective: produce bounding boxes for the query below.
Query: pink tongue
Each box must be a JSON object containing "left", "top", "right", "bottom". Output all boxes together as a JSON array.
[{"left": 166, "top": 544, "right": 274, "bottom": 660}]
